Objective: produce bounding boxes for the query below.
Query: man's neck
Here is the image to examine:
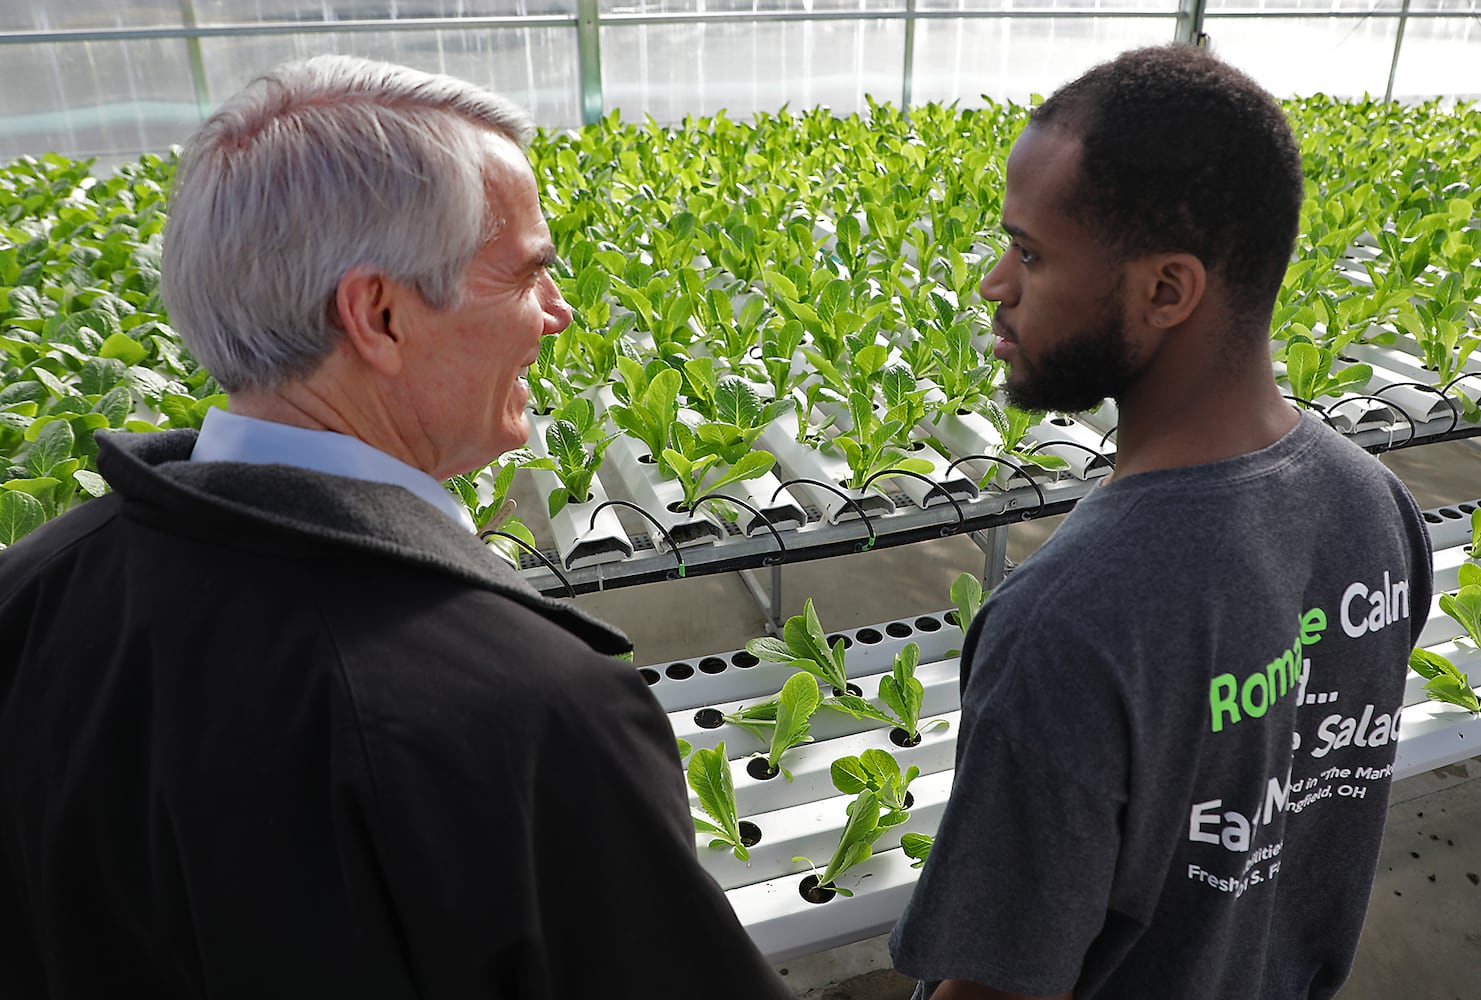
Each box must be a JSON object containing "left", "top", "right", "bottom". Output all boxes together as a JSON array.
[{"left": 1107, "top": 354, "right": 1299, "bottom": 483}]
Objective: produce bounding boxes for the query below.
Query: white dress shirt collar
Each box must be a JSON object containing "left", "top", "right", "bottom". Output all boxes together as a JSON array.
[{"left": 190, "top": 407, "right": 476, "bottom": 532}]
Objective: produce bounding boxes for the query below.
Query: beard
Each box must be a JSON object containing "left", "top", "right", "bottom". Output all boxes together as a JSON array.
[{"left": 1001, "top": 288, "right": 1140, "bottom": 414}]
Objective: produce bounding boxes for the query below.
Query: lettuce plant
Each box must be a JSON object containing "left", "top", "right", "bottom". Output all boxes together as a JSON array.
[
  {"left": 830, "top": 748, "right": 918, "bottom": 812},
  {"left": 793, "top": 788, "right": 909, "bottom": 898},
  {"left": 746, "top": 598, "right": 851, "bottom": 695},
  {"left": 901, "top": 832, "right": 934, "bottom": 869},
  {"left": 766, "top": 671, "right": 821, "bottom": 781},
  {"left": 529, "top": 399, "right": 618, "bottom": 516},
  {"left": 688, "top": 742, "right": 753, "bottom": 861},
  {"left": 1410, "top": 649, "right": 1481, "bottom": 713}
]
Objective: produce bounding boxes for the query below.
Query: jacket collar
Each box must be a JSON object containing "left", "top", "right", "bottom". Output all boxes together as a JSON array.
[{"left": 96, "top": 429, "right": 631, "bottom": 656}]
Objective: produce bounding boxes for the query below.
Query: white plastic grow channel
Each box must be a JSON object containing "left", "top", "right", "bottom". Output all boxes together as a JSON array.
[{"left": 645, "top": 511, "right": 1481, "bottom": 964}]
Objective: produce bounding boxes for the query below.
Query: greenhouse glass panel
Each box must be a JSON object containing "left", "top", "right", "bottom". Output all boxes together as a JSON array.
[
  {"left": 1204, "top": 0, "right": 1402, "bottom": 11},
  {"left": 0, "top": 2, "right": 183, "bottom": 32},
  {"left": 1390, "top": 15, "right": 1481, "bottom": 101},
  {"left": 0, "top": 38, "right": 199, "bottom": 160},
  {"left": 193, "top": 0, "right": 576, "bottom": 22},
  {"left": 915, "top": 1, "right": 1170, "bottom": 10},
  {"left": 601, "top": 20, "right": 904, "bottom": 121},
  {"left": 1202, "top": 15, "right": 1400, "bottom": 96},
  {"left": 600, "top": 0, "right": 896, "bottom": 14},
  {"left": 1380, "top": 0, "right": 1476, "bottom": 9},
  {"left": 911, "top": 16, "right": 1176, "bottom": 105},
  {"left": 198, "top": 28, "right": 581, "bottom": 127}
]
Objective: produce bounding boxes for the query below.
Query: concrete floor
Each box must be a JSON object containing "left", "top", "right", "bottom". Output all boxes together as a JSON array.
[{"left": 569, "top": 438, "right": 1481, "bottom": 1000}]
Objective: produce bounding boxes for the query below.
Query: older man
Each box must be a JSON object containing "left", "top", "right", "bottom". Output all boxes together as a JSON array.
[
  {"left": 0, "top": 56, "right": 790, "bottom": 999},
  {"left": 891, "top": 46, "right": 1433, "bottom": 1000}
]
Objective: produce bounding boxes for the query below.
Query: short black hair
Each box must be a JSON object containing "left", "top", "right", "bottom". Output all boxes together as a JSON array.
[{"left": 1031, "top": 45, "right": 1303, "bottom": 324}]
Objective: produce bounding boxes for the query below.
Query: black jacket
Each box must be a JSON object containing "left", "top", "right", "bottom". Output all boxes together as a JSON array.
[{"left": 0, "top": 430, "right": 790, "bottom": 999}]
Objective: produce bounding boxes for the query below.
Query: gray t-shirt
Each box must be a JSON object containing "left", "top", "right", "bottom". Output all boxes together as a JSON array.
[{"left": 891, "top": 413, "right": 1433, "bottom": 999}]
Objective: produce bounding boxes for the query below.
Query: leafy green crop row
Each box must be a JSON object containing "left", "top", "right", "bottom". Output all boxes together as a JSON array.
[{"left": 2, "top": 97, "right": 1478, "bottom": 550}]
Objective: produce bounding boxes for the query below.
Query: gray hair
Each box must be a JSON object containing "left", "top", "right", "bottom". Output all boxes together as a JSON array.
[{"left": 161, "top": 55, "right": 536, "bottom": 392}]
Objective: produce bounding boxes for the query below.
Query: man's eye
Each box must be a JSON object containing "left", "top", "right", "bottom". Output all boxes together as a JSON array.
[{"left": 1015, "top": 244, "right": 1038, "bottom": 264}]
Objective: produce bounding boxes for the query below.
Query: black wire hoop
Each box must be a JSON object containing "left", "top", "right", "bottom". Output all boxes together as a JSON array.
[
  {"left": 1326, "top": 393, "right": 1418, "bottom": 450},
  {"left": 1282, "top": 394, "right": 1338, "bottom": 430},
  {"left": 1373, "top": 381, "right": 1459, "bottom": 437},
  {"left": 691, "top": 491, "right": 788, "bottom": 564},
  {"left": 1441, "top": 372, "right": 1481, "bottom": 430},
  {"left": 944, "top": 454, "right": 1048, "bottom": 520},
  {"left": 588, "top": 498, "right": 687, "bottom": 578},
  {"left": 480, "top": 529, "right": 576, "bottom": 599},
  {"left": 861, "top": 467, "right": 966, "bottom": 537},
  {"left": 771, "top": 477, "right": 878, "bottom": 551}
]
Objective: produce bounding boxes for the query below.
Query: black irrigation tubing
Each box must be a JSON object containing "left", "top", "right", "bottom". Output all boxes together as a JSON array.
[
  {"left": 860, "top": 467, "right": 966, "bottom": 537},
  {"left": 770, "top": 477, "right": 879, "bottom": 552},
  {"left": 943, "top": 454, "right": 1048, "bottom": 519},
  {"left": 1282, "top": 394, "right": 1339, "bottom": 430},
  {"left": 690, "top": 491, "right": 788, "bottom": 564},
  {"left": 1442, "top": 372, "right": 1481, "bottom": 425},
  {"left": 1097, "top": 423, "right": 1119, "bottom": 453},
  {"left": 1327, "top": 393, "right": 1418, "bottom": 450},
  {"left": 1373, "top": 381, "right": 1460, "bottom": 436},
  {"left": 588, "top": 498, "right": 688, "bottom": 579},
  {"left": 480, "top": 529, "right": 576, "bottom": 599},
  {"left": 1024, "top": 438, "right": 1117, "bottom": 471}
]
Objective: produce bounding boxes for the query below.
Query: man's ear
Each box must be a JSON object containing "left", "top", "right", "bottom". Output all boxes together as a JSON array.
[
  {"left": 1135, "top": 252, "right": 1206, "bottom": 330},
  {"left": 333, "top": 266, "right": 409, "bottom": 377}
]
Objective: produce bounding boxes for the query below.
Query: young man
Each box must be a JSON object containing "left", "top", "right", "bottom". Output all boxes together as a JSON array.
[
  {"left": 891, "top": 45, "right": 1433, "bottom": 1000},
  {"left": 0, "top": 57, "right": 791, "bottom": 999}
]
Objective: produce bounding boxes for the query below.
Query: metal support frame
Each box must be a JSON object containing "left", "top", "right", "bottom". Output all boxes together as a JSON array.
[
  {"left": 969, "top": 526, "right": 1011, "bottom": 590},
  {"left": 738, "top": 563, "right": 785, "bottom": 636},
  {"left": 177, "top": 0, "right": 212, "bottom": 121},
  {"left": 1384, "top": 0, "right": 1414, "bottom": 104},
  {"left": 576, "top": 0, "right": 604, "bottom": 126},
  {"left": 1174, "top": 0, "right": 1208, "bottom": 46},
  {"left": 901, "top": 0, "right": 918, "bottom": 117}
]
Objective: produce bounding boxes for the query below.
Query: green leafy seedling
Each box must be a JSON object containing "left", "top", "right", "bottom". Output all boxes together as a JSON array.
[
  {"left": 950, "top": 572, "right": 985, "bottom": 635},
  {"left": 688, "top": 742, "right": 752, "bottom": 861},
  {"left": 1409, "top": 649, "right": 1481, "bottom": 713},
  {"left": 767, "top": 671, "right": 821, "bottom": 781},
  {"left": 830, "top": 747, "right": 919, "bottom": 812},
  {"left": 1438, "top": 584, "right": 1481, "bottom": 648},
  {"left": 901, "top": 832, "right": 934, "bottom": 869},
  {"left": 746, "top": 597, "right": 851, "bottom": 694},
  {"left": 793, "top": 788, "right": 909, "bottom": 897}
]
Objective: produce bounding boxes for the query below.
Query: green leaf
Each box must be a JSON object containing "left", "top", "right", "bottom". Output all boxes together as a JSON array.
[
  {"left": 1410, "top": 647, "right": 1455, "bottom": 681},
  {"left": 769, "top": 671, "right": 821, "bottom": 774},
  {"left": 98, "top": 331, "right": 148, "bottom": 366},
  {"left": 73, "top": 468, "right": 109, "bottom": 498},
  {"left": 27, "top": 417, "right": 75, "bottom": 478},
  {"left": 820, "top": 694, "right": 895, "bottom": 726},
  {"left": 1439, "top": 585, "right": 1481, "bottom": 647},
  {"left": 1459, "top": 563, "right": 1481, "bottom": 590},
  {"left": 950, "top": 572, "right": 984, "bottom": 635},
  {"left": 547, "top": 418, "right": 586, "bottom": 475},
  {"left": 688, "top": 742, "right": 749, "bottom": 860},
  {"left": 0, "top": 489, "right": 46, "bottom": 545},
  {"left": 830, "top": 756, "right": 871, "bottom": 795},
  {"left": 746, "top": 636, "right": 795, "bottom": 663},
  {"left": 783, "top": 598, "right": 846, "bottom": 691},
  {"left": 901, "top": 832, "right": 934, "bottom": 868}
]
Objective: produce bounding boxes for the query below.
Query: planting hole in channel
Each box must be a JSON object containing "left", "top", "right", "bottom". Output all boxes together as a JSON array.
[
  {"left": 731, "top": 651, "right": 760, "bottom": 668},
  {"left": 799, "top": 873, "right": 837, "bottom": 905},
  {"left": 699, "top": 656, "right": 727, "bottom": 675},
  {"left": 856, "top": 628, "right": 883, "bottom": 645},
  {"left": 827, "top": 633, "right": 854, "bottom": 650},
  {"left": 944, "top": 610, "right": 961, "bottom": 628},
  {"left": 747, "top": 758, "right": 780, "bottom": 781},
  {"left": 914, "top": 616, "right": 942, "bottom": 633},
  {"left": 886, "top": 622, "right": 913, "bottom": 639},
  {"left": 739, "top": 821, "right": 762, "bottom": 847},
  {"left": 639, "top": 668, "right": 660, "bottom": 686},
  {"left": 890, "top": 727, "right": 922, "bottom": 749},
  {"left": 666, "top": 500, "right": 689, "bottom": 514},
  {"left": 666, "top": 662, "right": 695, "bottom": 680},
  {"left": 694, "top": 708, "right": 724, "bottom": 729}
]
